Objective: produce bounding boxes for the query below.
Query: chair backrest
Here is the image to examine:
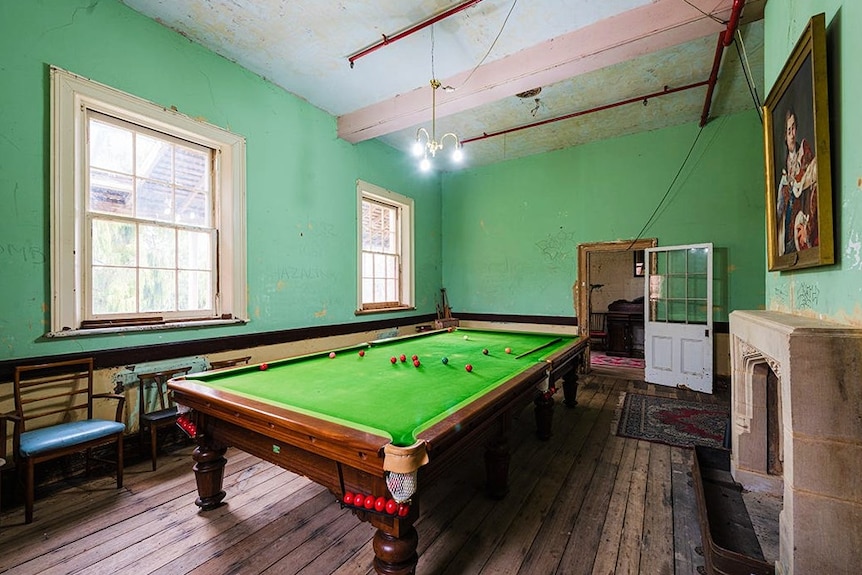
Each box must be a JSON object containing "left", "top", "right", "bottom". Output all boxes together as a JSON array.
[
  {"left": 13, "top": 358, "right": 95, "bottom": 434},
  {"left": 589, "top": 312, "right": 607, "bottom": 333},
  {"left": 209, "top": 356, "right": 252, "bottom": 370},
  {"left": 136, "top": 366, "right": 191, "bottom": 415}
]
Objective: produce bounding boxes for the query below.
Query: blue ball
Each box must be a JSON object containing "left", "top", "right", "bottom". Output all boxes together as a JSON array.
[{"left": 441, "top": 357, "right": 449, "bottom": 365}]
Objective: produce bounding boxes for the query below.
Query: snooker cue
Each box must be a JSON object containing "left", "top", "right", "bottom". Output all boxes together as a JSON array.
[{"left": 515, "top": 337, "right": 563, "bottom": 359}]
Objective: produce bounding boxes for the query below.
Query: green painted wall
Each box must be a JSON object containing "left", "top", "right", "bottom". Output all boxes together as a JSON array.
[
  {"left": 0, "top": 0, "right": 441, "bottom": 361},
  {"left": 764, "top": 1, "right": 862, "bottom": 324},
  {"left": 441, "top": 112, "right": 766, "bottom": 320}
]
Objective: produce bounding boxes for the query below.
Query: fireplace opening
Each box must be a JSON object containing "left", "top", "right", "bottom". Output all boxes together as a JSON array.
[{"left": 766, "top": 367, "right": 782, "bottom": 477}]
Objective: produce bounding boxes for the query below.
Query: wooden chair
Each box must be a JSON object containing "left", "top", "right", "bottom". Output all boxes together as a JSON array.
[
  {"left": 589, "top": 312, "right": 608, "bottom": 351},
  {"left": 0, "top": 358, "right": 125, "bottom": 524},
  {"left": 136, "top": 366, "right": 191, "bottom": 471},
  {"left": 208, "top": 355, "right": 252, "bottom": 370}
]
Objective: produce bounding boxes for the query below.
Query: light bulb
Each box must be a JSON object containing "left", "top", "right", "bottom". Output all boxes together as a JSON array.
[
  {"left": 420, "top": 157, "right": 431, "bottom": 172},
  {"left": 452, "top": 146, "right": 463, "bottom": 162},
  {"left": 412, "top": 141, "right": 424, "bottom": 157}
]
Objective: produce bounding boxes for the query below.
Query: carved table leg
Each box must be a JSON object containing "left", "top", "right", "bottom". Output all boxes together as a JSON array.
[
  {"left": 192, "top": 437, "right": 227, "bottom": 510},
  {"left": 372, "top": 526, "right": 419, "bottom": 575},
  {"left": 562, "top": 365, "right": 580, "bottom": 408},
  {"left": 534, "top": 393, "right": 555, "bottom": 440},
  {"left": 485, "top": 415, "right": 511, "bottom": 499}
]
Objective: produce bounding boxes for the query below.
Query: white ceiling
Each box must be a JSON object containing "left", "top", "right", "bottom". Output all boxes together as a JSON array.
[{"left": 120, "top": 0, "right": 765, "bottom": 170}]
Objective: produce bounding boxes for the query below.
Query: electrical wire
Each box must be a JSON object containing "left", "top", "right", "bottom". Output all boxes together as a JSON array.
[
  {"left": 455, "top": 0, "right": 519, "bottom": 90},
  {"left": 734, "top": 28, "right": 763, "bottom": 122},
  {"left": 681, "top": 0, "right": 725, "bottom": 24},
  {"left": 627, "top": 124, "right": 706, "bottom": 250}
]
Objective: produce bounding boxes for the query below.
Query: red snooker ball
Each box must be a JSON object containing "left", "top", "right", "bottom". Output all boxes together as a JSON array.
[
  {"left": 259, "top": 363, "right": 268, "bottom": 371},
  {"left": 390, "top": 356, "right": 397, "bottom": 364},
  {"left": 358, "top": 350, "right": 365, "bottom": 357},
  {"left": 352, "top": 493, "right": 364, "bottom": 506},
  {"left": 329, "top": 351, "right": 336, "bottom": 359},
  {"left": 411, "top": 354, "right": 418, "bottom": 361},
  {"left": 465, "top": 364, "right": 473, "bottom": 372},
  {"left": 400, "top": 354, "right": 407, "bottom": 362},
  {"left": 397, "top": 503, "right": 410, "bottom": 517},
  {"left": 343, "top": 492, "right": 354, "bottom": 505},
  {"left": 374, "top": 496, "right": 386, "bottom": 512},
  {"left": 363, "top": 495, "right": 376, "bottom": 509},
  {"left": 385, "top": 499, "right": 398, "bottom": 515},
  {"left": 413, "top": 359, "right": 421, "bottom": 367}
]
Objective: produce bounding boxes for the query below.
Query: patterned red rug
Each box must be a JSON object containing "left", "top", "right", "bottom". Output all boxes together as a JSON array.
[
  {"left": 615, "top": 392, "right": 729, "bottom": 449},
  {"left": 591, "top": 352, "right": 644, "bottom": 370}
]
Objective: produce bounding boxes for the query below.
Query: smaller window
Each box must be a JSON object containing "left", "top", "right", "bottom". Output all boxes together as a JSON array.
[{"left": 357, "top": 181, "right": 414, "bottom": 312}]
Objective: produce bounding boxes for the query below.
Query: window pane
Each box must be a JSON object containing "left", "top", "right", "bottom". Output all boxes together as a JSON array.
[
  {"left": 91, "top": 266, "right": 136, "bottom": 314},
  {"left": 362, "top": 278, "right": 373, "bottom": 302},
  {"left": 92, "top": 219, "right": 135, "bottom": 266},
  {"left": 89, "top": 119, "right": 133, "bottom": 173},
  {"left": 140, "top": 268, "right": 176, "bottom": 312},
  {"left": 136, "top": 133, "right": 172, "bottom": 183},
  {"left": 175, "top": 146, "right": 209, "bottom": 192},
  {"left": 139, "top": 224, "right": 175, "bottom": 269},
  {"left": 178, "top": 270, "right": 211, "bottom": 310},
  {"left": 178, "top": 229, "right": 212, "bottom": 270},
  {"left": 90, "top": 169, "right": 134, "bottom": 216},
  {"left": 176, "top": 188, "right": 209, "bottom": 226},
  {"left": 137, "top": 179, "right": 173, "bottom": 222},
  {"left": 386, "top": 279, "right": 396, "bottom": 301}
]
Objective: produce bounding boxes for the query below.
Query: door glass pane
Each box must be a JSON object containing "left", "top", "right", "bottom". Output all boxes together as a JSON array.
[
  {"left": 687, "top": 247, "right": 708, "bottom": 274},
  {"left": 668, "top": 250, "right": 686, "bottom": 275},
  {"left": 668, "top": 300, "right": 687, "bottom": 322}
]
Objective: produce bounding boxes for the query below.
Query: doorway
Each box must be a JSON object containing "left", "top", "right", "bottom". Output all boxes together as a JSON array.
[{"left": 577, "top": 239, "right": 656, "bottom": 372}]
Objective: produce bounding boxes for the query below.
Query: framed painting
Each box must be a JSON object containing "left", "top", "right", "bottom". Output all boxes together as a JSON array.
[{"left": 763, "top": 13, "right": 833, "bottom": 271}]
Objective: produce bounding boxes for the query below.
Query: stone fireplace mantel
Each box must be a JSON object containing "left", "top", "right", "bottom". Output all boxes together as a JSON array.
[{"left": 729, "top": 310, "right": 862, "bottom": 575}]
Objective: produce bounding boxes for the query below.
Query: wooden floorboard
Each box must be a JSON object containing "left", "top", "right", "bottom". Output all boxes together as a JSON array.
[{"left": 0, "top": 370, "right": 726, "bottom": 574}]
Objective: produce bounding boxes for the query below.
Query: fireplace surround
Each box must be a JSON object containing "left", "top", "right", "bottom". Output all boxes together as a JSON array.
[{"left": 729, "top": 310, "right": 862, "bottom": 575}]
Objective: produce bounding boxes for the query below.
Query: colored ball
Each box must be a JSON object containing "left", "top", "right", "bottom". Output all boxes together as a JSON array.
[
  {"left": 465, "top": 364, "right": 473, "bottom": 372},
  {"left": 413, "top": 359, "right": 421, "bottom": 367},
  {"left": 343, "top": 492, "right": 354, "bottom": 506},
  {"left": 374, "top": 496, "right": 386, "bottom": 512},
  {"left": 411, "top": 354, "right": 418, "bottom": 361},
  {"left": 505, "top": 347, "right": 512, "bottom": 354},
  {"left": 363, "top": 495, "right": 376, "bottom": 509},
  {"left": 259, "top": 363, "right": 268, "bottom": 371},
  {"left": 400, "top": 354, "right": 407, "bottom": 362},
  {"left": 482, "top": 348, "right": 489, "bottom": 355},
  {"left": 447, "top": 327, "right": 453, "bottom": 332},
  {"left": 329, "top": 352, "right": 336, "bottom": 359},
  {"left": 397, "top": 503, "right": 410, "bottom": 517},
  {"left": 352, "top": 493, "right": 364, "bottom": 507},
  {"left": 390, "top": 356, "right": 397, "bottom": 364},
  {"left": 358, "top": 350, "right": 365, "bottom": 357},
  {"left": 441, "top": 357, "right": 449, "bottom": 365},
  {"left": 385, "top": 499, "right": 398, "bottom": 515}
]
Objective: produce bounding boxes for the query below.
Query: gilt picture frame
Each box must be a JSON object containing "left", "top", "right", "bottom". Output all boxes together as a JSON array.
[{"left": 763, "top": 13, "right": 833, "bottom": 272}]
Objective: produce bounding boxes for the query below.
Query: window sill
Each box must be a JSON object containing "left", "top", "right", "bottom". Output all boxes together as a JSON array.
[
  {"left": 46, "top": 317, "right": 248, "bottom": 338},
  {"left": 355, "top": 305, "right": 416, "bottom": 316}
]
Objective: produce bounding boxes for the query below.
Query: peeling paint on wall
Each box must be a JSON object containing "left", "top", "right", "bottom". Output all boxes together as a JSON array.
[{"left": 847, "top": 231, "right": 862, "bottom": 270}]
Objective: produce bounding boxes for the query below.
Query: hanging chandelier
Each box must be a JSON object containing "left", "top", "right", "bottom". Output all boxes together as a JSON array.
[{"left": 412, "top": 79, "right": 463, "bottom": 171}]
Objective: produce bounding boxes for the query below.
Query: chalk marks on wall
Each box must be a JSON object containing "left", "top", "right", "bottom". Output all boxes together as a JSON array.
[
  {"left": 795, "top": 282, "right": 819, "bottom": 309},
  {"left": 0, "top": 242, "right": 45, "bottom": 264},
  {"left": 772, "top": 280, "right": 820, "bottom": 311},
  {"left": 535, "top": 229, "right": 576, "bottom": 268}
]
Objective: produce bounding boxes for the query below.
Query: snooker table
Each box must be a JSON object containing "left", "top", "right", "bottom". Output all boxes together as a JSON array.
[{"left": 168, "top": 328, "right": 587, "bottom": 574}]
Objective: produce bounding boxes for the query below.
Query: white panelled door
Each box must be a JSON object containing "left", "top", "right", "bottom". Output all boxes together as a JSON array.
[{"left": 643, "top": 243, "right": 713, "bottom": 393}]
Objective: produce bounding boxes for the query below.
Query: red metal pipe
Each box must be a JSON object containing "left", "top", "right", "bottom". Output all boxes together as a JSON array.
[
  {"left": 700, "top": 0, "right": 746, "bottom": 126},
  {"left": 461, "top": 81, "right": 710, "bottom": 145},
  {"left": 348, "top": 0, "right": 484, "bottom": 67}
]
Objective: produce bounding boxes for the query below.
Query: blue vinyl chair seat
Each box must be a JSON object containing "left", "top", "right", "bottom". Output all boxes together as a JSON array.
[{"left": 20, "top": 420, "right": 126, "bottom": 457}]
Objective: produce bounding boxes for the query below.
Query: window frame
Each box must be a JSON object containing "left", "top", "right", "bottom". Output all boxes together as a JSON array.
[
  {"left": 356, "top": 180, "right": 414, "bottom": 314},
  {"left": 49, "top": 66, "right": 248, "bottom": 336}
]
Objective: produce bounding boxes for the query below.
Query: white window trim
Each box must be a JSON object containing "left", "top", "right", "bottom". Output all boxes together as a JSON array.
[
  {"left": 49, "top": 66, "right": 248, "bottom": 336},
  {"left": 356, "top": 180, "right": 414, "bottom": 313}
]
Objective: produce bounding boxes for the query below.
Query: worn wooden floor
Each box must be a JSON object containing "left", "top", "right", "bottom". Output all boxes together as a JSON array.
[{"left": 0, "top": 372, "right": 727, "bottom": 575}]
